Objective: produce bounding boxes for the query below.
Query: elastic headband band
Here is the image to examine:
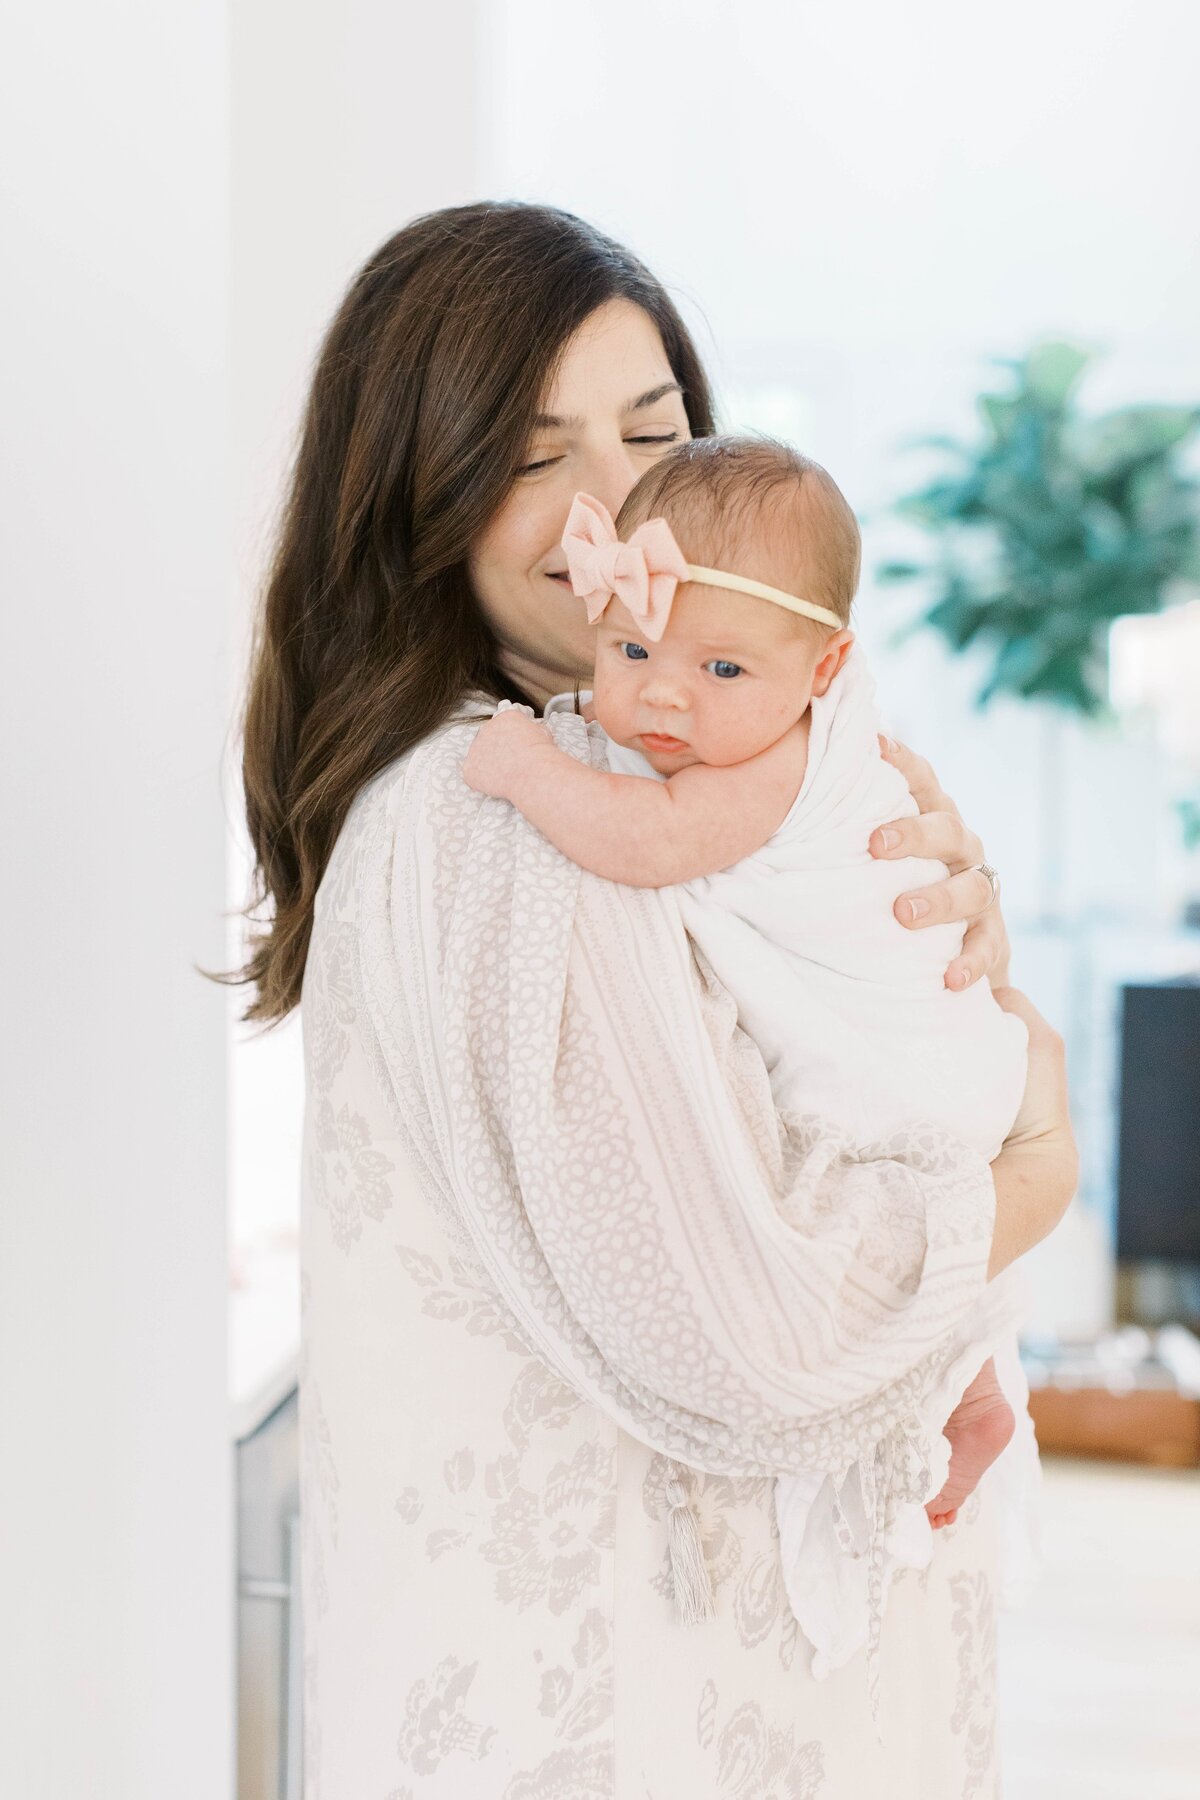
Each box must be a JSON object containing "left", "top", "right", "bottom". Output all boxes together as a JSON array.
[
  {"left": 683, "top": 564, "right": 844, "bottom": 630},
  {"left": 560, "top": 490, "right": 847, "bottom": 643}
]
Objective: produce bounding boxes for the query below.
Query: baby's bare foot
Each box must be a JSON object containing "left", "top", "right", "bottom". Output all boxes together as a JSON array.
[{"left": 925, "top": 1357, "right": 1014, "bottom": 1530}]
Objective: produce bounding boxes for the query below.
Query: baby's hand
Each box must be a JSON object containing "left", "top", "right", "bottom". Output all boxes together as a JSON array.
[{"left": 462, "top": 703, "right": 547, "bottom": 800}]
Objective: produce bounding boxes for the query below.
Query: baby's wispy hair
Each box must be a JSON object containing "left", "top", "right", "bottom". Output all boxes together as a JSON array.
[{"left": 615, "top": 433, "right": 860, "bottom": 632}]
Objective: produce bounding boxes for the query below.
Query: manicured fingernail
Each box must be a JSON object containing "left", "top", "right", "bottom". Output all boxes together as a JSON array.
[
  {"left": 879, "top": 828, "right": 900, "bottom": 850},
  {"left": 950, "top": 966, "right": 969, "bottom": 988},
  {"left": 906, "top": 897, "right": 930, "bottom": 920}
]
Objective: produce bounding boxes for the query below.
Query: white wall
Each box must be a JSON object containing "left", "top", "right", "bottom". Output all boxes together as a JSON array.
[
  {"left": 227, "top": 0, "right": 484, "bottom": 1247},
  {"left": 0, "top": 4, "right": 234, "bottom": 1797},
  {"left": 0, "top": 1, "right": 492, "bottom": 1781}
]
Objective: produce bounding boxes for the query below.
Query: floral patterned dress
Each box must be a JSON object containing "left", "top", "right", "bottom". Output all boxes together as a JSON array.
[{"left": 299, "top": 695, "right": 1006, "bottom": 1800}]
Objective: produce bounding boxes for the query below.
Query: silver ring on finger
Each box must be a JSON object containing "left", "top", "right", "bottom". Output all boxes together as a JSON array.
[{"left": 971, "top": 862, "right": 1000, "bottom": 909}]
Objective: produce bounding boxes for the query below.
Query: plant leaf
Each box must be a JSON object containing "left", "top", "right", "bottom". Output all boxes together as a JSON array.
[{"left": 1024, "top": 341, "right": 1092, "bottom": 407}]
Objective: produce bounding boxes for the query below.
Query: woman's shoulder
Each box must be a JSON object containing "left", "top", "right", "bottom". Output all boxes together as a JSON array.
[
  {"left": 321, "top": 685, "right": 596, "bottom": 931},
  {"left": 367, "top": 687, "right": 497, "bottom": 794},
  {"left": 316, "top": 688, "right": 499, "bottom": 925},
  {"left": 448, "top": 685, "right": 501, "bottom": 724}
]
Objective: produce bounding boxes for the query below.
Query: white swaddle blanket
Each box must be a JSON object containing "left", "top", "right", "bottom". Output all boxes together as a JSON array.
[{"left": 589, "top": 640, "right": 1042, "bottom": 1677}]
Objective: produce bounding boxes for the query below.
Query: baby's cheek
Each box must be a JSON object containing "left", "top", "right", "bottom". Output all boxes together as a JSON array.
[
  {"left": 765, "top": 690, "right": 811, "bottom": 746},
  {"left": 713, "top": 702, "right": 787, "bottom": 763},
  {"left": 589, "top": 676, "right": 627, "bottom": 744}
]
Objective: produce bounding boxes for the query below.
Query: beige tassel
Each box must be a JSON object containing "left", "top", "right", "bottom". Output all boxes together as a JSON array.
[{"left": 663, "top": 1460, "right": 716, "bottom": 1624}]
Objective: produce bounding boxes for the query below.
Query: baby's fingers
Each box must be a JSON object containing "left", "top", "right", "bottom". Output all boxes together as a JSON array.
[{"left": 462, "top": 727, "right": 505, "bottom": 792}]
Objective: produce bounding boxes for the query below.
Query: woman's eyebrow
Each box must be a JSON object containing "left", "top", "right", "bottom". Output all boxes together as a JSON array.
[{"left": 532, "top": 381, "right": 683, "bottom": 431}]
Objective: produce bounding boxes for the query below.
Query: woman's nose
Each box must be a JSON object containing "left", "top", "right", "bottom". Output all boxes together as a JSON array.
[{"left": 575, "top": 440, "right": 647, "bottom": 521}]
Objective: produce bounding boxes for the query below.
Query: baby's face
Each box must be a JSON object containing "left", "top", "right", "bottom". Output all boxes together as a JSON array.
[{"left": 591, "top": 582, "right": 841, "bottom": 771}]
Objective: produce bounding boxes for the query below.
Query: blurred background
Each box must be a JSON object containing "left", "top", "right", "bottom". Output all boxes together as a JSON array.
[{"left": 4, "top": 3, "right": 1198, "bottom": 1796}]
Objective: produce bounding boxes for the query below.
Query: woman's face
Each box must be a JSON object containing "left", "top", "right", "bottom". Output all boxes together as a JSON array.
[{"left": 468, "top": 297, "right": 693, "bottom": 708}]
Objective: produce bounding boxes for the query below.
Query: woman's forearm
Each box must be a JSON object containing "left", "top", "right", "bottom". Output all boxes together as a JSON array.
[
  {"left": 986, "top": 1137, "right": 1078, "bottom": 1279},
  {"left": 984, "top": 986, "right": 1078, "bottom": 1278}
]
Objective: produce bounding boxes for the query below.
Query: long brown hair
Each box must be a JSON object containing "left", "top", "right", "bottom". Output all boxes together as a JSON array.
[{"left": 211, "top": 201, "right": 716, "bottom": 1026}]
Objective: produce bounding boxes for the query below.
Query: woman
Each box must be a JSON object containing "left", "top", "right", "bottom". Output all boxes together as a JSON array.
[{"left": 231, "top": 202, "right": 1076, "bottom": 1797}]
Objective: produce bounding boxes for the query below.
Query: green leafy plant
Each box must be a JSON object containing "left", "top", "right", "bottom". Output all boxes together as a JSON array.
[{"left": 877, "top": 343, "right": 1200, "bottom": 714}]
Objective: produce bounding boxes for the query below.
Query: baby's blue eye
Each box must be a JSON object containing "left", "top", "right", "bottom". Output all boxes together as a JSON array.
[
  {"left": 618, "top": 642, "right": 648, "bottom": 661},
  {"left": 706, "top": 660, "right": 743, "bottom": 679}
]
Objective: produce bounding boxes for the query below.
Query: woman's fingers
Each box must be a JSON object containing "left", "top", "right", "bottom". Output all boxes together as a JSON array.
[
  {"left": 873, "top": 732, "right": 1008, "bottom": 990},
  {"left": 890, "top": 861, "right": 1011, "bottom": 991},
  {"left": 868, "top": 808, "right": 985, "bottom": 871},
  {"left": 877, "top": 734, "right": 961, "bottom": 820},
  {"left": 945, "top": 909, "right": 1012, "bottom": 992},
  {"left": 892, "top": 864, "right": 996, "bottom": 927}
]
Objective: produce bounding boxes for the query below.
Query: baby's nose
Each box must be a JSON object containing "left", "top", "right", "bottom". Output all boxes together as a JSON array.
[{"left": 639, "top": 671, "right": 690, "bottom": 708}]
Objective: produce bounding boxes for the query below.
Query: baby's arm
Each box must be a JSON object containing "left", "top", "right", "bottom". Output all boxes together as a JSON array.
[{"left": 461, "top": 708, "right": 806, "bottom": 886}]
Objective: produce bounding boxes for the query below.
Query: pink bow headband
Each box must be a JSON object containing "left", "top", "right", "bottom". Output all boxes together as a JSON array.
[{"left": 560, "top": 492, "right": 844, "bottom": 640}]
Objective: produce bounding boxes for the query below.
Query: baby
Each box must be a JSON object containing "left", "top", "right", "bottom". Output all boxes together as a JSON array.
[{"left": 463, "top": 435, "right": 1025, "bottom": 1541}]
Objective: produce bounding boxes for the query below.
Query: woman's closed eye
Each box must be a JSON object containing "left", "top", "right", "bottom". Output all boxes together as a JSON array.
[{"left": 517, "top": 432, "right": 680, "bottom": 476}]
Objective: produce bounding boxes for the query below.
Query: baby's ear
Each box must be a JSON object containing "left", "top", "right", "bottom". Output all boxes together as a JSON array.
[{"left": 810, "top": 628, "right": 855, "bottom": 696}]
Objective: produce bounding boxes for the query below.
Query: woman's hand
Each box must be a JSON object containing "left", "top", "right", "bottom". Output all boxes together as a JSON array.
[
  {"left": 986, "top": 986, "right": 1079, "bottom": 1278},
  {"left": 870, "top": 734, "right": 1010, "bottom": 993}
]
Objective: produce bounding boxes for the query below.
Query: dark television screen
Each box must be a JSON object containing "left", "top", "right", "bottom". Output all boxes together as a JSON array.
[{"left": 1115, "top": 980, "right": 1200, "bottom": 1263}]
